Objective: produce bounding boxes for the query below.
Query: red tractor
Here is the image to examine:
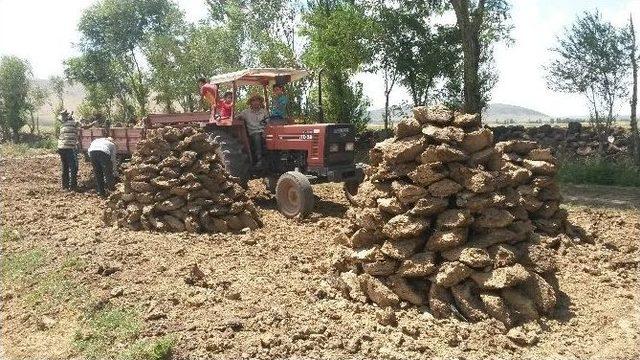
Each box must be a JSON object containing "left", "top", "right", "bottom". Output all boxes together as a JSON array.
[{"left": 79, "top": 68, "right": 364, "bottom": 218}]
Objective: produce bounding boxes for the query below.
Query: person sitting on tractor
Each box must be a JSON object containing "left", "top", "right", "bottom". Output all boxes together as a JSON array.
[
  {"left": 237, "top": 94, "right": 269, "bottom": 167},
  {"left": 219, "top": 91, "right": 234, "bottom": 120},
  {"left": 198, "top": 77, "right": 218, "bottom": 119},
  {"left": 270, "top": 84, "right": 288, "bottom": 121}
]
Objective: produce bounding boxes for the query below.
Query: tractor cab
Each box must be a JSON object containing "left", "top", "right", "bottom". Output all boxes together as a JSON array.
[{"left": 206, "top": 68, "right": 364, "bottom": 218}]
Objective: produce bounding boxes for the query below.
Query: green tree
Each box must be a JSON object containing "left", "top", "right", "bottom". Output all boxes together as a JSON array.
[
  {"left": 547, "top": 11, "right": 630, "bottom": 149},
  {"left": 65, "top": 53, "right": 121, "bottom": 122},
  {"left": 66, "top": 0, "right": 182, "bottom": 120},
  {"left": 629, "top": 14, "right": 639, "bottom": 165},
  {"left": 301, "top": 0, "right": 375, "bottom": 130},
  {"left": 205, "top": 0, "right": 297, "bottom": 66},
  {"left": 146, "top": 24, "right": 244, "bottom": 113},
  {"left": 203, "top": 0, "right": 308, "bottom": 115},
  {"left": 448, "top": 0, "right": 512, "bottom": 114},
  {"left": 145, "top": 0, "right": 301, "bottom": 114},
  {"left": 0, "top": 56, "right": 32, "bottom": 142},
  {"left": 26, "top": 84, "right": 48, "bottom": 134}
]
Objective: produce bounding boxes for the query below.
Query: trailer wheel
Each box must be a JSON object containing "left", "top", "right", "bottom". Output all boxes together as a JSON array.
[
  {"left": 276, "top": 171, "right": 314, "bottom": 218},
  {"left": 207, "top": 129, "right": 251, "bottom": 186}
]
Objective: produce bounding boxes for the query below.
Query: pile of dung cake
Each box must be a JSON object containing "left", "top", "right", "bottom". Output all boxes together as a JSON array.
[
  {"left": 335, "top": 106, "right": 565, "bottom": 327},
  {"left": 104, "top": 126, "right": 261, "bottom": 233},
  {"left": 491, "top": 123, "right": 630, "bottom": 159}
]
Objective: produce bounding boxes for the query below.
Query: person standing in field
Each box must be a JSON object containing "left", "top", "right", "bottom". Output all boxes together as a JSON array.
[
  {"left": 57, "top": 110, "right": 80, "bottom": 191},
  {"left": 88, "top": 137, "right": 118, "bottom": 198}
]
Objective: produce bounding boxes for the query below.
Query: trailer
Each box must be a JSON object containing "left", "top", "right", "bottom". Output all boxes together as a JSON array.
[{"left": 77, "top": 112, "right": 211, "bottom": 156}]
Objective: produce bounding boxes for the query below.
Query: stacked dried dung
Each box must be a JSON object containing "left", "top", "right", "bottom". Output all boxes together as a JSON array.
[
  {"left": 104, "top": 126, "right": 261, "bottom": 233},
  {"left": 492, "top": 124, "right": 630, "bottom": 159},
  {"left": 335, "top": 106, "right": 564, "bottom": 327}
]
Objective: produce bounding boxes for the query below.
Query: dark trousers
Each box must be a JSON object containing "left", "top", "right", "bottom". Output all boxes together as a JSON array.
[
  {"left": 57, "top": 148, "right": 78, "bottom": 189},
  {"left": 89, "top": 151, "right": 114, "bottom": 197},
  {"left": 249, "top": 133, "right": 263, "bottom": 163}
]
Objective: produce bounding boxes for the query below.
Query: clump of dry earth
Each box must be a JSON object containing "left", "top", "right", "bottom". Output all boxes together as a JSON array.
[{"left": 0, "top": 144, "right": 638, "bottom": 359}]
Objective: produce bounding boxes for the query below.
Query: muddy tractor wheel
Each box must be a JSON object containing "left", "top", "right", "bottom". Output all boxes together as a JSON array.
[
  {"left": 276, "top": 171, "right": 314, "bottom": 218},
  {"left": 207, "top": 129, "right": 251, "bottom": 187},
  {"left": 344, "top": 180, "right": 360, "bottom": 206}
]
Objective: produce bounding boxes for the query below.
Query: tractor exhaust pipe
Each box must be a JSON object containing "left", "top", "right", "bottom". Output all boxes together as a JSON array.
[{"left": 318, "top": 68, "right": 324, "bottom": 123}]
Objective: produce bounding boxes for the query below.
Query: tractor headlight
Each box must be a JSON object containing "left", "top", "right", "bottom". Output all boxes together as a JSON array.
[
  {"left": 345, "top": 142, "right": 354, "bottom": 151},
  {"left": 329, "top": 143, "right": 339, "bottom": 152}
]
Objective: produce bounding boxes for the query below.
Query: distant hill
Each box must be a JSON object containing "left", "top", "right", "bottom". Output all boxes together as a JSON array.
[
  {"left": 368, "top": 102, "right": 551, "bottom": 125},
  {"left": 32, "top": 79, "right": 86, "bottom": 128},
  {"left": 483, "top": 103, "right": 551, "bottom": 123}
]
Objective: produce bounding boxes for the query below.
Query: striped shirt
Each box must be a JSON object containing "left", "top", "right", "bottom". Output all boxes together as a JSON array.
[{"left": 57, "top": 120, "right": 79, "bottom": 149}]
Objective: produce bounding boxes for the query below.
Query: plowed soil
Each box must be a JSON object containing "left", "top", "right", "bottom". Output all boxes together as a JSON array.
[{"left": 1, "top": 154, "right": 639, "bottom": 360}]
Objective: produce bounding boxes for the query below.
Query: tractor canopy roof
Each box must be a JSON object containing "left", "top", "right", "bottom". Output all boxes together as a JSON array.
[{"left": 209, "top": 68, "right": 310, "bottom": 86}]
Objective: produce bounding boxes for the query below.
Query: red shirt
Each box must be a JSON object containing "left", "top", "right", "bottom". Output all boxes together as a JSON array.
[{"left": 219, "top": 100, "right": 233, "bottom": 118}]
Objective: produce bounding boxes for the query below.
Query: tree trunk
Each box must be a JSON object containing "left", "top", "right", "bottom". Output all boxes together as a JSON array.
[
  {"left": 384, "top": 91, "right": 390, "bottom": 131},
  {"left": 382, "top": 66, "right": 396, "bottom": 131},
  {"left": 460, "top": 31, "right": 482, "bottom": 113},
  {"left": 630, "top": 15, "right": 639, "bottom": 165},
  {"left": 451, "top": 0, "right": 485, "bottom": 115}
]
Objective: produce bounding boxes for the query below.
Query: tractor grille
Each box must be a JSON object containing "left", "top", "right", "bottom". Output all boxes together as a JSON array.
[{"left": 324, "top": 124, "right": 355, "bottom": 166}]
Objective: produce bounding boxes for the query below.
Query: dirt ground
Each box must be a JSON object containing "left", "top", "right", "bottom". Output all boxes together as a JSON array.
[{"left": 1, "top": 153, "right": 639, "bottom": 360}]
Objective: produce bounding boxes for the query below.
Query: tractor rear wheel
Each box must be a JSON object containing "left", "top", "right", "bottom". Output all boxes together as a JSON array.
[
  {"left": 207, "top": 129, "right": 251, "bottom": 186},
  {"left": 276, "top": 171, "right": 314, "bottom": 218},
  {"left": 264, "top": 176, "right": 278, "bottom": 194}
]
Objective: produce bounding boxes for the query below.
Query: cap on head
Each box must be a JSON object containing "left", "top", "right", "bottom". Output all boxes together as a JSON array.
[{"left": 59, "top": 109, "right": 72, "bottom": 121}]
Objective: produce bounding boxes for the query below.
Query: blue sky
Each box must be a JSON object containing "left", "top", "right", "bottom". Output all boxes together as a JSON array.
[{"left": 0, "top": 0, "right": 637, "bottom": 117}]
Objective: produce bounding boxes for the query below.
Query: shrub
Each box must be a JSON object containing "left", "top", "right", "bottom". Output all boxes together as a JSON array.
[{"left": 557, "top": 157, "right": 640, "bottom": 187}]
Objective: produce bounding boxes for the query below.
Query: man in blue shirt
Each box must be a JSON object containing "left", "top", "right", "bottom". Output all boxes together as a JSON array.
[{"left": 270, "top": 84, "right": 288, "bottom": 120}]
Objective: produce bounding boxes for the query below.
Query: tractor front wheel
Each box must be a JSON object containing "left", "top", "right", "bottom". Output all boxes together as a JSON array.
[{"left": 276, "top": 171, "right": 314, "bottom": 218}]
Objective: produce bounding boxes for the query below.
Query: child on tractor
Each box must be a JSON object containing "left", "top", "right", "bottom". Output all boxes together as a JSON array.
[
  {"left": 270, "top": 84, "right": 288, "bottom": 121},
  {"left": 198, "top": 77, "right": 219, "bottom": 122},
  {"left": 219, "top": 91, "right": 234, "bottom": 120}
]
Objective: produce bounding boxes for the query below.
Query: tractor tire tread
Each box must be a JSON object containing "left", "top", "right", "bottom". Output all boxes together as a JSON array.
[{"left": 207, "top": 129, "right": 251, "bottom": 186}]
